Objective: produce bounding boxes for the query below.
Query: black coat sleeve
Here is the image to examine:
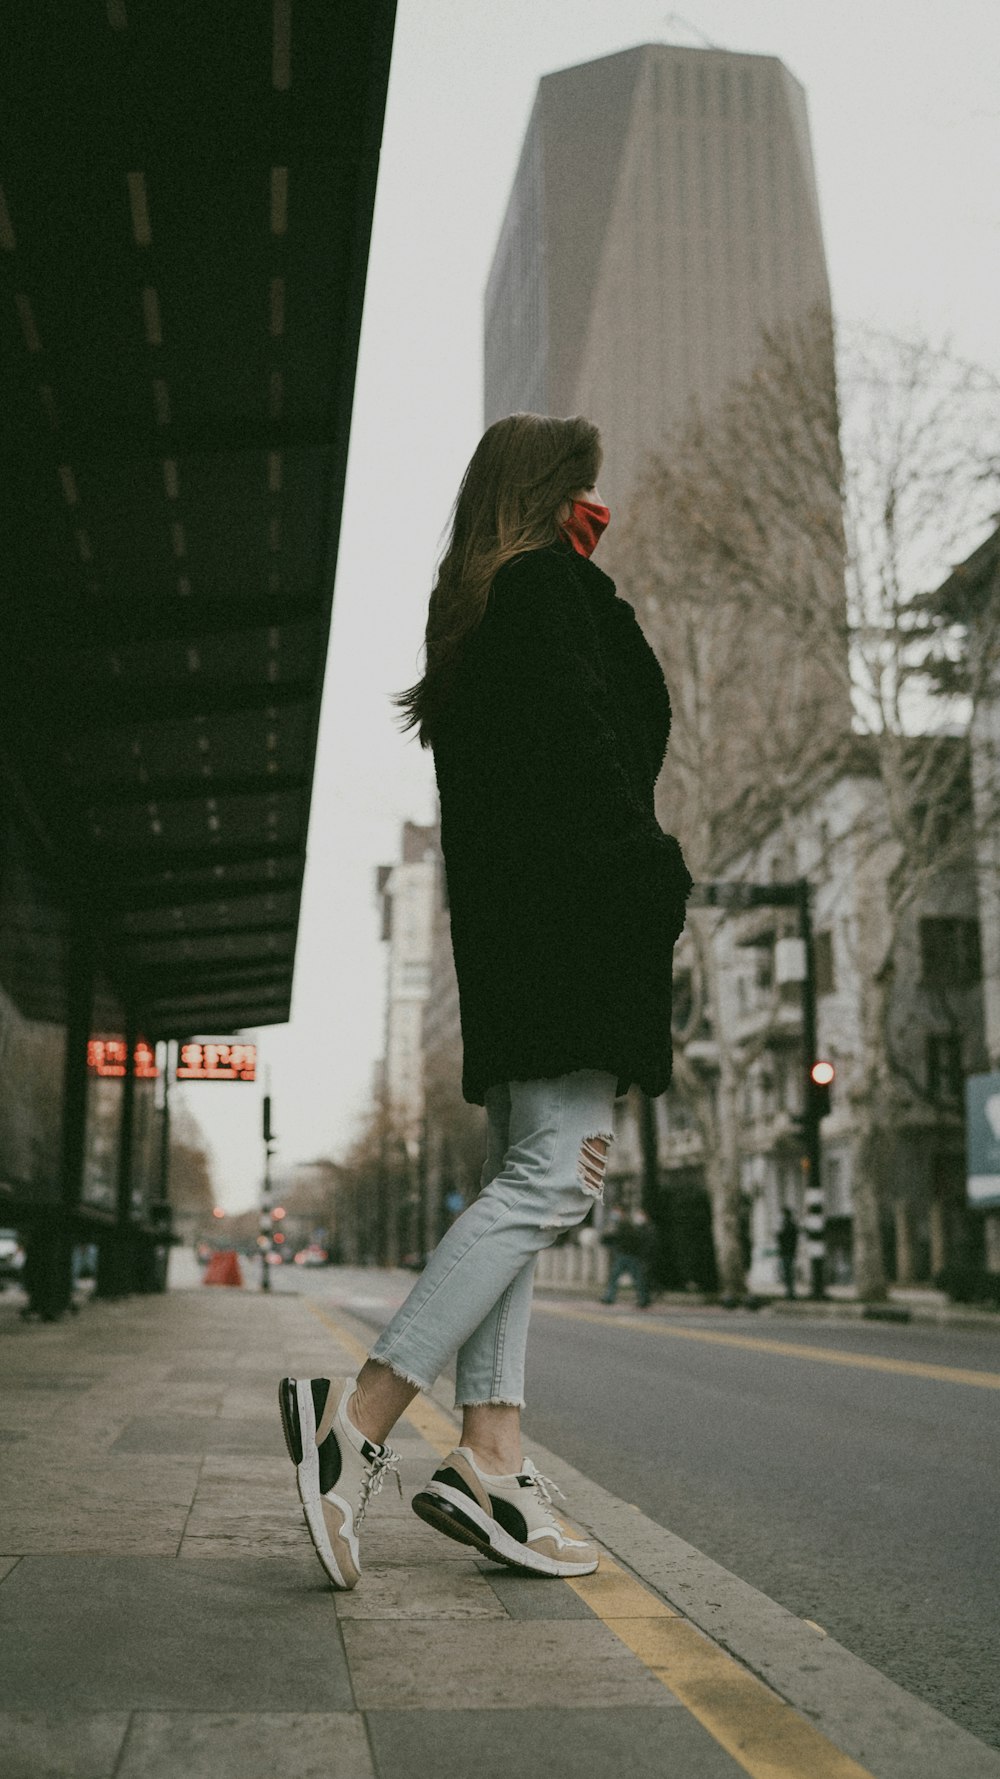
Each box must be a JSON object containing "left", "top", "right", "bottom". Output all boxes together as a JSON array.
[{"left": 487, "top": 551, "right": 693, "bottom": 939}]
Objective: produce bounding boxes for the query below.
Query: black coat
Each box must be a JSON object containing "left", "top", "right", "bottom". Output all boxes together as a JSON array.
[{"left": 432, "top": 536, "right": 694, "bottom": 1106}]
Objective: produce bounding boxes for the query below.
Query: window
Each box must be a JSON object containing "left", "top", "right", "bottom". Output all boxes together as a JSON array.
[
  {"left": 919, "top": 919, "right": 981, "bottom": 988},
  {"left": 926, "top": 1034, "right": 963, "bottom": 1103},
  {"left": 814, "top": 929, "right": 835, "bottom": 997}
]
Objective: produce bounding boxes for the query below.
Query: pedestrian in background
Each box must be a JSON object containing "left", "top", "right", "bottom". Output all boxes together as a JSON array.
[
  {"left": 601, "top": 1207, "right": 655, "bottom": 1308},
  {"left": 277, "top": 412, "right": 693, "bottom": 1593},
  {"left": 777, "top": 1205, "right": 799, "bottom": 1299},
  {"left": 599, "top": 1206, "right": 627, "bottom": 1296}
]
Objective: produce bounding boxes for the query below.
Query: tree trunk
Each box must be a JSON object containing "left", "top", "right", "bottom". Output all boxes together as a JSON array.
[
  {"left": 851, "top": 1115, "right": 888, "bottom": 1301},
  {"left": 705, "top": 1070, "right": 746, "bottom": 1297}
]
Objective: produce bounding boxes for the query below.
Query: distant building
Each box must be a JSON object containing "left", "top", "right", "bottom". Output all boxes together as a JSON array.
[
  {"left": 928, "top": 526, "right": 1000, "bottom": 1274},
  {"left": 419, "top": 821, "right": 487, "bottom": 1257},
  {"left": 375, "top": 821, "right": 438, "bottom": 1154},
  {"left": 485, "top": 42, "right": 831, "bottom": 511},
  {"left": 936, "top": 529, "right": 1000, "bottom": 1067}
]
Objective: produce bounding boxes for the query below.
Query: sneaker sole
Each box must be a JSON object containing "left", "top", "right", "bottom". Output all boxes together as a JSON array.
[
  {"left": 278, "top": 1377, "right": 354, "bottom": 1590},
  {"left": 411, "top": 1481, "right": 598, "bottom": 1577}
]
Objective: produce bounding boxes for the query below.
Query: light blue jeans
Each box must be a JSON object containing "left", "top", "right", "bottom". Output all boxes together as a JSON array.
[{"left": 367, "top": 1069, "right": 618, "bottom": 1407}]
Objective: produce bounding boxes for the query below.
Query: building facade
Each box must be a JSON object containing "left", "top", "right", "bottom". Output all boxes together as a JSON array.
[
  {"left": 375, "top": 821, "right": 438, "bottom": 1153},
  {"left": 656, "top": 743, "right": 986, "bottom": 1294}
]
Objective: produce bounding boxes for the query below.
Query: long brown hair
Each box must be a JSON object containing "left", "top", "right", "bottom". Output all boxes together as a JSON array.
[{"left": 392, "top": 412, "right": 602, "bottom": 748}]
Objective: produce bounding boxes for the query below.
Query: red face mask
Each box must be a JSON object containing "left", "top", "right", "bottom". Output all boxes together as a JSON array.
[{"left": 560, "top": 498, "right": 610, "bottom": 558}]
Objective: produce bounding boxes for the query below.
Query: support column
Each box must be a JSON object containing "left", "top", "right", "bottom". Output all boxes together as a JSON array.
[
  {"left": 96, "top": 1009, "right": 138, "bottom": 1298},
  {"left": 29, "top": 916, "right": 93, "bottom": 1320},
  {"left": 145, "top": 1037, "right": 173, "bottom": 1292}
]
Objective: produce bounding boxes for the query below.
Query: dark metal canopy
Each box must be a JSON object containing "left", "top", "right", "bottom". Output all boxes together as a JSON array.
[{"left": 0, "top": 0, "right": 396, "bottom": 1034}]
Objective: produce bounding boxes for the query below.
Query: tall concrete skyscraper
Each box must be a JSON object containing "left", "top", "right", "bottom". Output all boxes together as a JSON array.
[
  {"left": 485, "top": 43, "right": 832, "bottom": 512},
  {"left": 485, "top": 43, "right": 848, "bottom": 842}
]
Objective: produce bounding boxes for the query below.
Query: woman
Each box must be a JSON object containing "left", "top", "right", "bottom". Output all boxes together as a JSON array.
[{"left": 278, "top": 413, "right": 693, "bottom": 1590}]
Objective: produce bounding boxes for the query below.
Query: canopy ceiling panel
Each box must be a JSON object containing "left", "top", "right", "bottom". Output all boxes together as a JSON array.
[{"left": 0, "top": 0, "right": 397, "bottom": 1034}]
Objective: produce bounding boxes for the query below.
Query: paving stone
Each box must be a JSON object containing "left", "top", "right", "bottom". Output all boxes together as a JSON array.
[
  {"left": 191, "top": 1474, "right": 291, "bottom": 1505},
  {"left": 363, "top": 1521, "right": 486, "bottom": 1566},
  {"left": 111, "top": 1416, "right": 285, "bottom": 1457},
  {"left": 475, "top": 1565, "right": 598, "bottom": 1620},
  {"left": 150, "top": 1388, "right": 226, "bottom": 1415},
  {"left": 182, "top": 1505, "right": 308, "bottom": 1543},
  {"left": 199, "top": 1454, "right": 289, "bottom": 1484},
  {"left": 167, "top": 1365, "right": 264, "bottom": 1382},
  {"left": 1, "top": 1521, "right": 183, "bottom": 1557},
  {"left": 178, "top": 1530, "right": 315, "bottom": 1560},
  {"left": 365, "top": 1706, "right": 746, "bottom": 1777},
  {"left": 0, "top": 1375, "right": 98, "bottom": 1392},
  {"left": 0, "top": 1558, "right": 352, "bottom": 1711},
  {"left": 116, "top": 1711, "right": 375, "bottom": 1778},
  {"left": 342, "top": 1619, "right": 677, "bottom": 1709},
  {"left": 0, "top": 1556, "right": 22, "bottom": 1582},
  {"left": 335, "top": 1563, "right": 509, "bottom": 1620},
  {"left": 1, "top": 1458, "right": 201, "bottom": 1554},
  {"left": 0, "top": 1711, "right": 130, "bottom": 1779}
]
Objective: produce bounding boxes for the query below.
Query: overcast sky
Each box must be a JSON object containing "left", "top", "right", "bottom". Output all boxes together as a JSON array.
[{"left": 188, "top": 0, "right": 1000, "bottom": 1212}]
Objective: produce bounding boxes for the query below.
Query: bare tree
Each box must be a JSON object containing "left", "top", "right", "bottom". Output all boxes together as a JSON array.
[
  {"left": 619, "top": 304, "right": 1000, "bottom": 1300},
  {"left": 169, "top": 1100, "right": 217, "bottom": 1221}
]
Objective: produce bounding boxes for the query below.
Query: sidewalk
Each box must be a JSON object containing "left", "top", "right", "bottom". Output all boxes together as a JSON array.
[{"left": 2, "top": 1279, "right": 999, "bottom": 1779}]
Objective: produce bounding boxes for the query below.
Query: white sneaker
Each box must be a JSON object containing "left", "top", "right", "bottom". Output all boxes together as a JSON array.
[
  {"left": 412, "top": 1446, "right": 599, "bottom": 1576},
  {"left": 278, "top": 1375, "right": 402, "bottom": 1589}
]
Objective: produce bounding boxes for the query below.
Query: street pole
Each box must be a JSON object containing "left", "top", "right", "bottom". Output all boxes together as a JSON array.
[
  {"left": 795, "top": 878, "right": 826, "bottom": 1299},
  {"left": 260, "top": 1073, "right": 274, "bottom": 1292}
]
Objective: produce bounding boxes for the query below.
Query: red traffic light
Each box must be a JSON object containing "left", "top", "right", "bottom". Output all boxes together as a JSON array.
[
  {"left": 810, "top": 1060, "right": 835, "bottom": 1086},
  {"left": 212, "top": 1207, "right": 226, "bottom": 1219}
]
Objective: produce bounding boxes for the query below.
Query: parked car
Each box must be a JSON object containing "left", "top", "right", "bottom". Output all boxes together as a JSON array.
[
  {"left": 0, "top": 1229, "right": 26, "bottom": 1283},
  {"left": 294, "top": 1245, "right": 328, "bottom": 1267}
]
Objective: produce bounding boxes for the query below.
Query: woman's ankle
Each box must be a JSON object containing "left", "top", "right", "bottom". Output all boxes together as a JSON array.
[
  {"left": 349, "top": 1361, "right": 418, "bottom": 1446},
  {"left": 466, "top": 1443, "right": 524, "bottom": 1477},
  {"left": 460, "top": 1402, "right": 523, "bottom": 1476}
]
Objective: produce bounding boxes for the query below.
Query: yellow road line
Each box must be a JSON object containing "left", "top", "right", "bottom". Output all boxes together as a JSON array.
[
  {"left": 593, "top": 1611, "right": 873, "bottom": 1779},
  {"left": 305, "top": 1297, "right": 876, "bottom": 1779},
  {"left": 534, "top": 1299, "right": 1000, "bottom": 1390}
]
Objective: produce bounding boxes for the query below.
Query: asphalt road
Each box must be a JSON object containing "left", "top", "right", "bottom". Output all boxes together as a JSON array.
[{"left": 280, "top": 1265, "right": 1000, "bottom": 1751}]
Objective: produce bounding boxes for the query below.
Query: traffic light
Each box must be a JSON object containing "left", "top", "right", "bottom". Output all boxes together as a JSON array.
[
  {"left": 809, "top": 1059, "right": 835, "bottom": 1119},
  {"left": 262, "top": 1095, "right": 272, "bottom": 1142}
]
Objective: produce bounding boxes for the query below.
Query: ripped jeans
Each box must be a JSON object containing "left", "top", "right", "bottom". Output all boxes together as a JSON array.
[{"left": 367, "top": 1069, "right": 618, "bottom": 1409}]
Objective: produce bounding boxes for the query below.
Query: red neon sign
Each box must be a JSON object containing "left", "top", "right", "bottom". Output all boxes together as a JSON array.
[
  {"left": 176, "top": 1040, "right": 257, "bottom": 1082},
  {"left": 87, "top": 1037, "right": 160, "bottom": 1079}
]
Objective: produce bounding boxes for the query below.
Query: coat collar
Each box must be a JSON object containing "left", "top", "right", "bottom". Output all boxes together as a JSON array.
[{"left": 548, "top": 534, "right": 618, "bottom": 601}]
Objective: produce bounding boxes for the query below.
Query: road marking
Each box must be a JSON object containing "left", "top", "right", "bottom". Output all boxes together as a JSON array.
[
  {"left": 534, "top": 1300, "right": 1000, "bottom": 1390},
  {"left": 306, "top": 1297, "right": 876, "bottom": 1779}
]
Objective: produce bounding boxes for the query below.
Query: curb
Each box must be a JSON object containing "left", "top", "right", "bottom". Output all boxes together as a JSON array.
[{"left": 534, "top": 1285, "right": 1000, "bottom": 1332}]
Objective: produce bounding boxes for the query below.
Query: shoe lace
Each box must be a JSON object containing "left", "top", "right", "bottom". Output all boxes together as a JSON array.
[
  {"left": 357, "top": 1442, "right": 403, "bottom": 1525},
  {"left": 522, "top": 1457, "right": 566, "bottom": 1516}
]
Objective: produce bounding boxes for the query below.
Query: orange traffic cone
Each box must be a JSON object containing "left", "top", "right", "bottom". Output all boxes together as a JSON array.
[{"left": 203, "top": 1249, "right": 244, "bottom": 1287}]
